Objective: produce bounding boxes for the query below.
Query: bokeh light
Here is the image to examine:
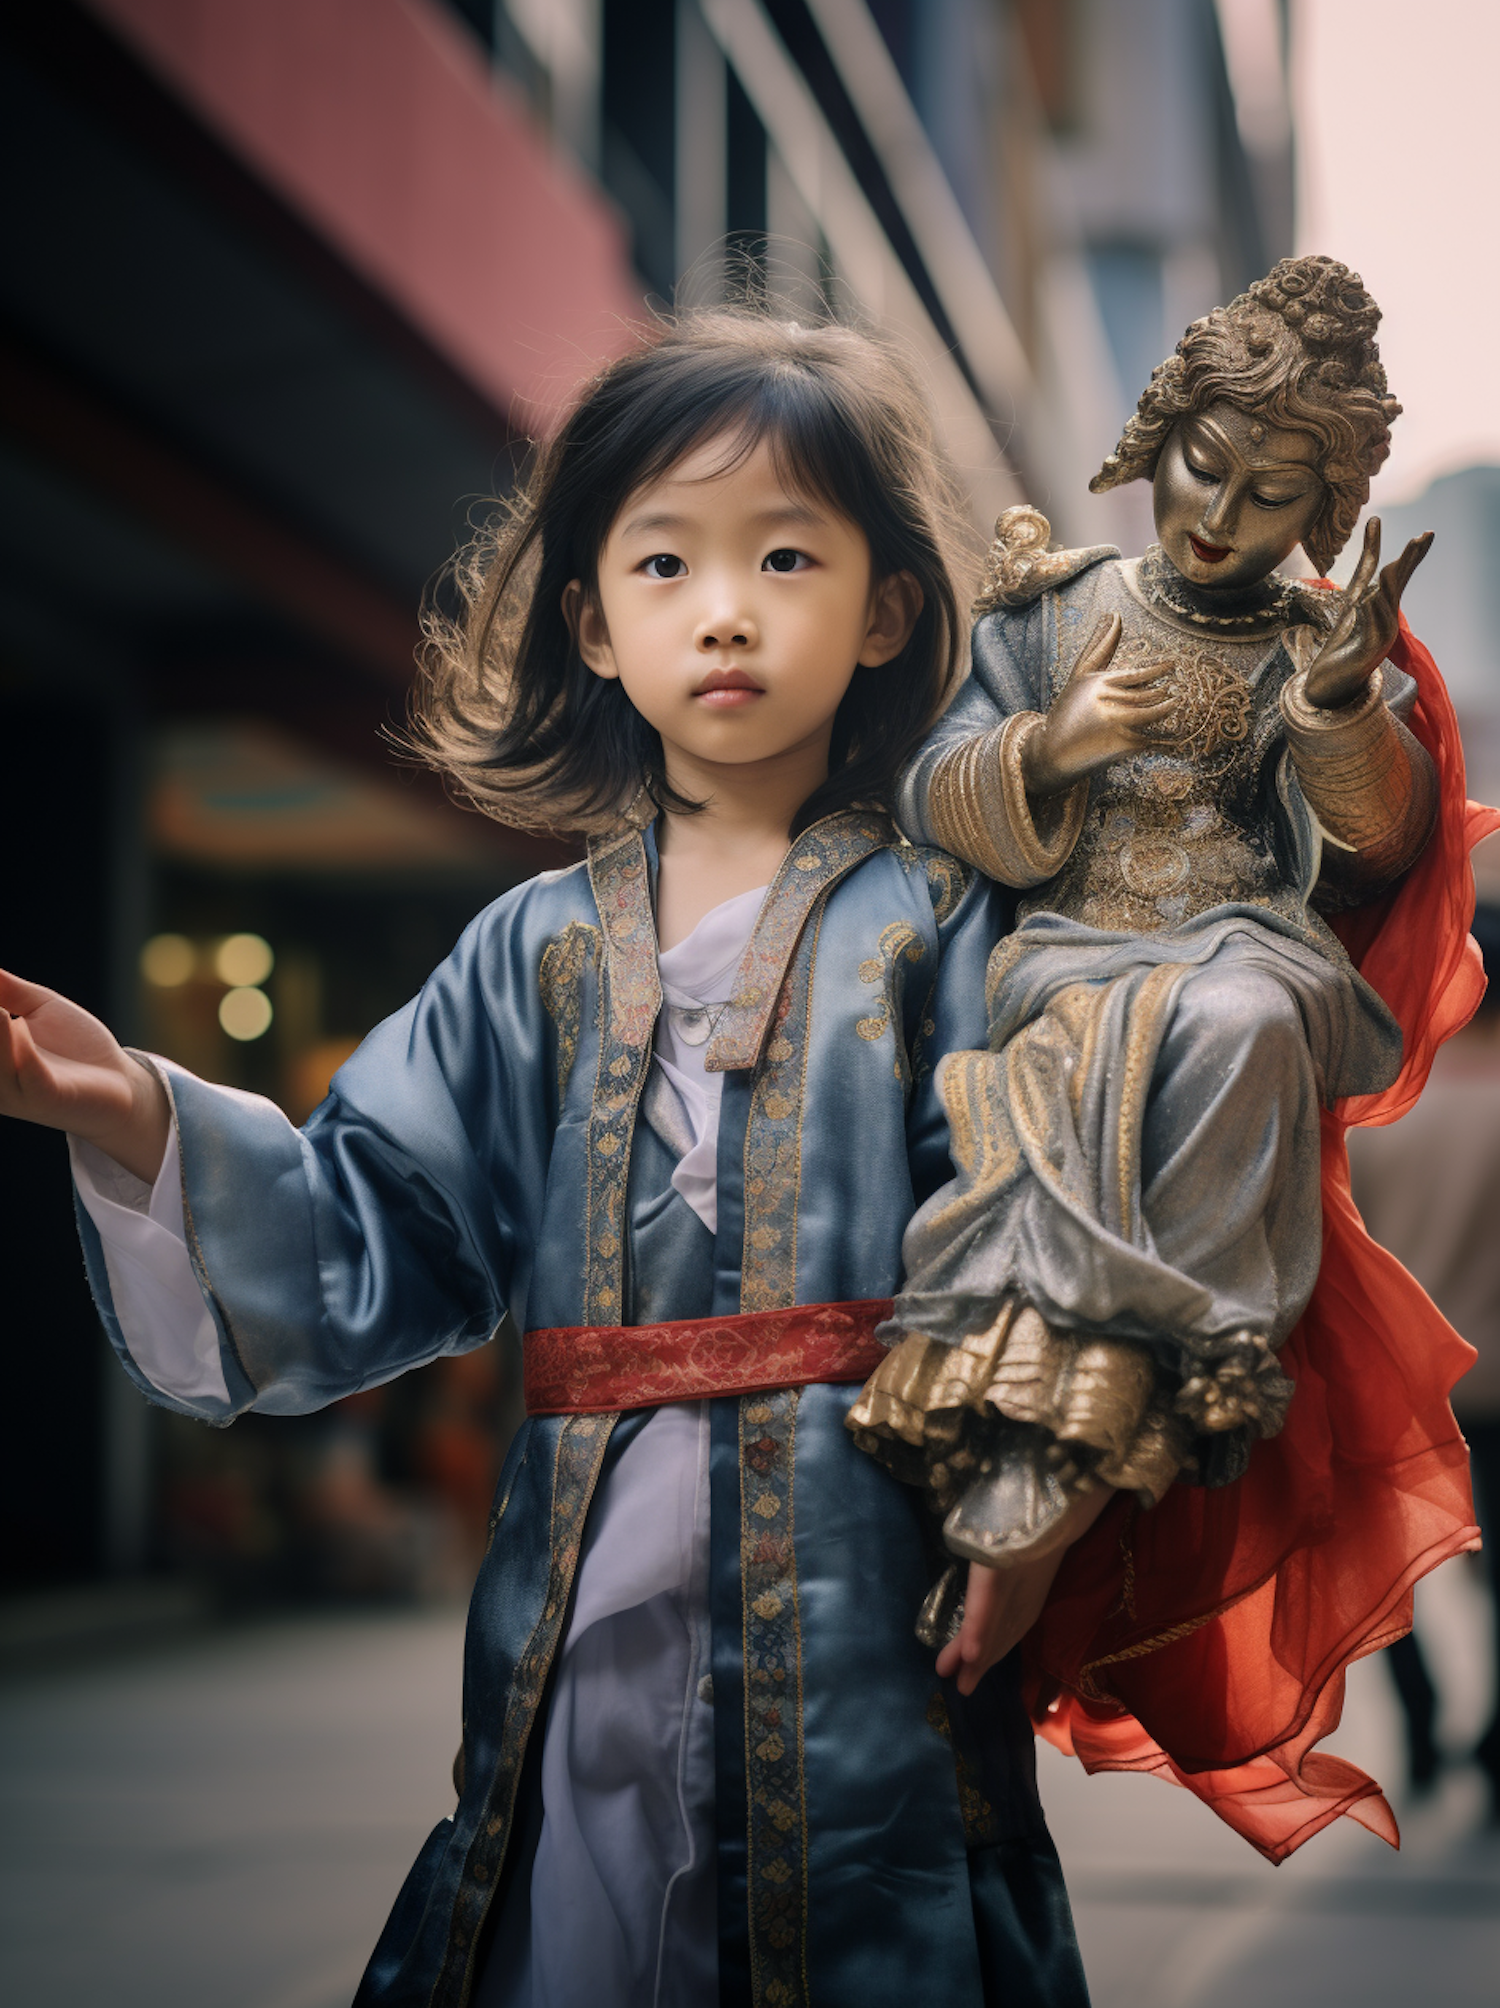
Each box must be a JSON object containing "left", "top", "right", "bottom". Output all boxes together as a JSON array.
[
  {"left": 219, "top": 986, "right": 274, "bottom": 1041},
  {"left": 215, "top": 933, "right": 275, "bottom": 988},
  {"left": 140, "top": 933, "right": 196, "bottom": 988}
]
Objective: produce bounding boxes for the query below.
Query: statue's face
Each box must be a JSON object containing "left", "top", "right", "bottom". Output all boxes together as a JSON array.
[{"left": 1153, "top": 402, "right": 1324, "bottom": 591}]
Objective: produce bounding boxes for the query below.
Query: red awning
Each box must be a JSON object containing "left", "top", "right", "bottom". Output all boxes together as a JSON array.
[{"left": 85, "top": 0, "right": 644, "bottom": 432}]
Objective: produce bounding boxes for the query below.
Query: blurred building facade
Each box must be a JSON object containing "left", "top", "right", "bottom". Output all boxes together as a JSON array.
[{"left": 0, "top": 0, "right": 1292, "bottom": 1596}]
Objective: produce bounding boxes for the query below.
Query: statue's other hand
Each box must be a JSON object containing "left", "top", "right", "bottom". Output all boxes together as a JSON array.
[
  {"left": 1303, "top": 517, "right": 1432, "bottom": 708},
  {"left": 1023, "top": 613, "right": 1174, "bottom": 795}
]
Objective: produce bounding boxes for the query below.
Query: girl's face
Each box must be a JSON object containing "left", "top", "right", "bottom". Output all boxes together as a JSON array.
[
  {"left": 1153, "top": 401, "right": 1324, "bottom": 592},
  {"left": 570, "top": 433, "right": 918, "bottom": 793}
]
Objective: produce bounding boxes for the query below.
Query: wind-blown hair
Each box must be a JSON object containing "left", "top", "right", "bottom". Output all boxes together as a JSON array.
[
  {"left": 1091, "top": 255, "right": 1402, "bottom": 575},
  {"left": 410, "top": 311, "right": 967, "bottom": 839}
]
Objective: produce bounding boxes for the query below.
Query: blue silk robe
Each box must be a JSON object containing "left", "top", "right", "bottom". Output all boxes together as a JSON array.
[{"left": 75, "top": 810, "right": 1089, "bottom": 2008}]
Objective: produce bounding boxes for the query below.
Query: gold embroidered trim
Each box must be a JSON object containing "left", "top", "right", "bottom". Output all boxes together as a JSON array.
[
  {"left": 739, "top": 909, "right": 821, "bottom": 1314},
  {"left": 706, "top": 811, "right": 893, "bottom": 1073},
  {"left": 583, "top": 831, "right": 661, "bottom": 1324},
  {"left": 925, "top": 1690, "right": 1001, "bottom": 1846},
  {"left": 1076, "top": 1605, "right": 1224, "bottom": 1702},
  {"left": 926, "top": 715, "right": 1087, "bottom": 889},
  {"left": 436, "top": 1413, "right": 617, "bottom": 2006},
  {"left": 537, "top": 921, "right": 601, "bottom": 1103},
  {"left": 855, "top": 921, "right": 927, "bottom": 1089},
  {"left": 740, "top": 1388, "right": 811, "bottom": 2006}
]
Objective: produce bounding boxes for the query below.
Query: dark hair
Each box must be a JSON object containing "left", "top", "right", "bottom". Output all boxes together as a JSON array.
[
  {"left": 1091, "top": 255, "right": 1402, "bottom": 575},
  {"left": 409, "top": 310, "right": 966, "bottom": 838}
]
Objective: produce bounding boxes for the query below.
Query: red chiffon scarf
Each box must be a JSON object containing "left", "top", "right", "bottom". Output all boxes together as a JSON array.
[{"left": 1024, "top": 614, "right": 1500, "bottom": 1863}]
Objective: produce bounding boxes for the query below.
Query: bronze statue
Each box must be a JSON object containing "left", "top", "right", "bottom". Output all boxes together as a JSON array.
[{"left": 851, "top": 256, "right": 1438, "bottom": 1598}]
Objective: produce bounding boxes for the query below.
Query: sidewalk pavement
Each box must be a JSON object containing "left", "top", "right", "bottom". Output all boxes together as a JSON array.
[{"left": 0, "top": 1556, "right": 1495, "bottom": 2007}]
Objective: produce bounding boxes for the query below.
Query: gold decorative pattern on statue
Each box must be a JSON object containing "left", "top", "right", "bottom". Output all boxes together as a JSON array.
[
  {"left": 973, "top": 505, "right": 1116, "bottom": 614},
  {"left": 1174, "top": 1328, "right": 1294, "bottom": 1437},
  {"left": 1035, "top": 755, "right": 1282, "bottom": 935},
  {"left": 1113, "top": 962, "right": 1183, "bottom": 1241},
  {"left": 1280, "top": 661, "right": 1436, "bottom": 891},
  {"left": 926, "top": 713, "right": 1087, "bottom": 889},
  {"left": 1121, "top": 633, "right": 1253, "bottom": 762},
  {"left": 846, "top": 1302, "right": 1192, "bottom": 1510}
]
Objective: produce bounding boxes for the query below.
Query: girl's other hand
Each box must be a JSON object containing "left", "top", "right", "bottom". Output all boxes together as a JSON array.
[
  {"left": 935, "top": 1482, "right": 1114, "bottom": 1697},
  {"left": 1021, "top": 613, "right": 1175, "bottom": 797},
  {"left": 0, "top": 970, "right": 170, "bottom": 1183}
]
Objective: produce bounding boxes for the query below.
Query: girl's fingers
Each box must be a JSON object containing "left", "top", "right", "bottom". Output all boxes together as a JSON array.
[
  {"left": 0, "top": 1010, "right": 40, "bottom": 1107},
  {"left": 7, "top": 1009, "right": 54, "bottom": 1097},
  {"left": 0, "top": 969, "right": 54, "bottom": 1014}
]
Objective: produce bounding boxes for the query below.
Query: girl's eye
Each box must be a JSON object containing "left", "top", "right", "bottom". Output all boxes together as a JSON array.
[
  {"left": 763, "top": 548, "right": 809, "bottom": 573},
  {"left": 643, "top": 554, "right": 686, "bottom": 579}
]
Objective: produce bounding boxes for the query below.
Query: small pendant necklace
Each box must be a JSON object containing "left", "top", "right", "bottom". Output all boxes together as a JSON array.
[{"left": 666, "top": 998, "right": 731, "bottom": 1047}]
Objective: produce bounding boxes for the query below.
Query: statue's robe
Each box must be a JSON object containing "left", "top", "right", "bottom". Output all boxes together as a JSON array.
[
  {"left": 75, "top": 811, "right": 1089, "bottom": 2008},
  {"left": 896, "top": 558, "right": 1494, "bottom": 1861}
]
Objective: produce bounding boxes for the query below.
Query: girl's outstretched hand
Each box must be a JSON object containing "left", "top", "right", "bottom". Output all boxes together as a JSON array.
[
  {"left": 935, "top": 1481, "right": 1114, "bottom": 1697},
  {"left": 0, "top": 970, "right": 170, "bottom": 1183}
]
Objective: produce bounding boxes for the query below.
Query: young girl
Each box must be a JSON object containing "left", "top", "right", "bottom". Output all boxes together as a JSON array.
[{"left": 0, "top": 316, "right": 1096, "bottom": 2007}]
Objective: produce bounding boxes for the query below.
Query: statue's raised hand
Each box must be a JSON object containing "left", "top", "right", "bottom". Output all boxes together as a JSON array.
[
  {"left": 1302, "top": 517, "right": 1432, "bottom": 709},
  {"left": 0, "top": 970, "right": 169, "bottom": 1182},
  {"left": 1021, "top": 612, "right": 1175, "bottom": 797}
]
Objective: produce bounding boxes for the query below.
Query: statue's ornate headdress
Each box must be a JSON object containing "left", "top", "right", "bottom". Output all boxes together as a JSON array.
[{"left": 1091, "top": 255, "right": 1401, "bottom": 574}]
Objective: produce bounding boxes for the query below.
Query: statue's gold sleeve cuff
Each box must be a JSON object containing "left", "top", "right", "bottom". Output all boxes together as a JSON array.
[
  {"left": 1280, "top": 666, "right": 1437, "bottom": 893},
  {"left": 846, "top": 1306, "right": 1193, "bottom": 1510},
  {"left": 925, "top": 714, "right": 1087, "bottom": 888}
]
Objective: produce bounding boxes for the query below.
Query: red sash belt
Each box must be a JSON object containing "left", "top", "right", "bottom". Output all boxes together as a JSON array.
[{"left": 523, "top": 1298, "right": 892, "bottom": 1416}]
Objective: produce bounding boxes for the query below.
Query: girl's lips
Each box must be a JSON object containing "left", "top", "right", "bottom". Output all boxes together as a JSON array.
[
  {"left": 1189, "top": 535, "right": 1232, "bottom": 564},
  {"left": 696, "top": 687, "right": 763, "bottom": 707},
  {"left": 693, "top": 667, "right": 764, "bottom": 707}
]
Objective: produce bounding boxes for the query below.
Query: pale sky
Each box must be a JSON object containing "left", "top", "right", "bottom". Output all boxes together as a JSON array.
[{"left": 1293, "top": 0, "right": 1500, "bottom": 503}]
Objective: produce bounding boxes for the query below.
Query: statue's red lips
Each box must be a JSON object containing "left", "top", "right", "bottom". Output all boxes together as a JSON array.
[{"left": 1189, "top": 535, "right": 1232, "bottom": 563}]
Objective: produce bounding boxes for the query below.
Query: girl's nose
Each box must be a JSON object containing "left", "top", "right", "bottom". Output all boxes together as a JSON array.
[{"left": 696, "top": 614, "right": 756, "bottom": 650}]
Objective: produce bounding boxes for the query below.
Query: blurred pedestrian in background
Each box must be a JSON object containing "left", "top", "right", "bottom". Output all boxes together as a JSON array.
[{"left": 1348, "top": 902, "right": 1500, "bottom": 1815}]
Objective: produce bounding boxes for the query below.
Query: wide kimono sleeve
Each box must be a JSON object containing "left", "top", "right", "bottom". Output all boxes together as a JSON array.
[
  {"left": 895, "top": 592, "right": 1092, "bottom": 887},
  {"left": 74, "top": 884, "right": 562, "bottom": 1424}
]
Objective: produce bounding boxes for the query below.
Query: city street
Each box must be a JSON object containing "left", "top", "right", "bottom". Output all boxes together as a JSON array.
[{"left": 1, "top": 1559, "right": 1496, "bottom": 2008}]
